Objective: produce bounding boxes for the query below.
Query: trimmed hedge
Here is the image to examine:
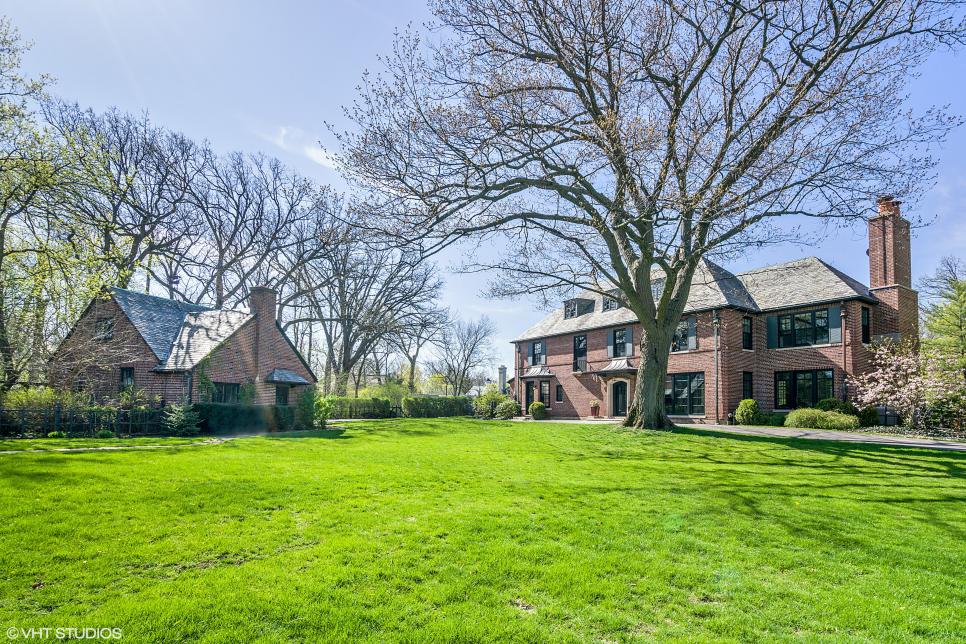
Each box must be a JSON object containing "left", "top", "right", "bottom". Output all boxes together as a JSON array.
[
  {"left": 193, "top": 403, "right": 303, "bottom": 434},
  {"left": 494, "top": 400, "right": 520, "bottom": 420},
  {"left": 785, "top": 408, "right": 860, "bottom": 431},
  {"left": 401, "top": 396, "right": 471, "bottom": 418},
  {"left": 326, "top": 397, "right": 392, "bottom": 419},
  {"left": 735, "top": 399, "right": 763, "bottom": 425}
]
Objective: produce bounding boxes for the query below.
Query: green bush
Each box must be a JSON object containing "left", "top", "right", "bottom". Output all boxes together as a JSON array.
[
  {"left": 295, "top": 389, "right": 316, "bottom": 430},
  {"left": 315, "top": 396, "right": 335, "bottom": 429},
  {"left": 473, "top": 385, "right": 513, "bottom": 419},
  {"left": 816, "top": 398, "right": 860, "bottom": 416},
  {"left": 528, "top": 401, "right": 548, "bottom": 420},
  {"left": 192, "top": 403, "right": 300, "bottom": 434},
  {"left": 858, "top": 406, "right": 880, "bottom": 428},
  {"left": 764, "top": 412, "right": 787, "bottom": 426},
  {"left": 1, "top": 386, "right": 91, "bottom": 411},
  {"left": 46, "top": 431, "right": 66, "bottom": 438},
  {"left": 162, "top": 404, "right": 201, "bottom": 436},
  {"left": 95, "top": 429, "right": 115, "bottom": 439},
  {"left": 358, "top": 381, "right": 409, "bottom": 406},
  {"left": 785, "top": 408, "right": 860, "bottom": 431},
  {"left": 734, "top": 399, "right": 763, "bottom": 425},
  {"left": 494, "top": 399, "right": 520, "bottom": 420},
  {"left": 401, "top": 396, "right": 471, "bottom": 418},
  {"left": 326, "top": 397, "right": 393, "bottom": 419}
]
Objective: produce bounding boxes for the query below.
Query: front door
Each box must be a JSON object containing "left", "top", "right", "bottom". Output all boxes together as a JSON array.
[
  {"left": 525, "top": 381, "right": 535, "bottom": 412},
  {"left": 612, "top": 381, "right": 628, "bottom": 417}
]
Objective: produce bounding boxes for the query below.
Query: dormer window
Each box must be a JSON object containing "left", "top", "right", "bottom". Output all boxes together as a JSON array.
[
  {"left": 563, "top": 298, "right": 594, "bottom": 319},
  {"left": 602, "top": 297, "right": 620, "bottom": 312}
]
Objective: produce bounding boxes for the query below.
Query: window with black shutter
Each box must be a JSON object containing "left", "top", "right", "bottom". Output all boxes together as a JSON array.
[{"left": 613, "top": 328, "right": 627, "bottom": 357}]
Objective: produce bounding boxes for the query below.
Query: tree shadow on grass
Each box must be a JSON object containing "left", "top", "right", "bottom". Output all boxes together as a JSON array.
[
  {"left": 671, "top": 426, "right": 966, "bottom": 479},
  {"left": 260, "top": 428, "right": 351, "bottom": 440}
]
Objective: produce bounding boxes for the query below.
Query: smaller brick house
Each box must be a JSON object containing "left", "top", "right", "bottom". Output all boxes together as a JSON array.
[{"left": 49, "top": 286, "right": 316, "bottom": 405}]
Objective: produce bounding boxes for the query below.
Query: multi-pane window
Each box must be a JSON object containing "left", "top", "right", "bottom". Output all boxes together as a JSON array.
[
  {"left": 742, "top": 317, "right": 753, "bottom": 350},
  {"left": 530, "top": 340, "right": 545, "bottom": 365},
  {"left": 613, "top": 328, "right": 627, "bottom": 357},
  {"left": 671, "top": 320, "right": 689, "bottom": 352},
  {"left": 573, "top": 334, "right": 587, "bottom": 371},
  {"left": 774, "top": 369, "right": 834, "bottom": 409},
  {"left": 119, "top": 367, "right": 134, "bottom": 391},
  {"left": 213, "top": 382, "right": 240, "bottom": 404},
  {"left": 602, "top": 297, "right": 621, "bottom": 312},
  {"left": 778, "top": 309, "right": 830, "bottom": 347},
  {"left": 664, "top": 372, "right": 705, "bottom": 416},
  {"left": 94, "top": 318, "right": 115, "bottom": 341},
  {"left": 564, "top": 300, "right": 578, "bottom": 319},
  {"left": 861, "top": 307, "right": 871, "bottom": 344},
  {"left": 742, "top": 372, "right": 753, "bottom": 400},
  {"left": 555, "top": 384, "right": 564, "bottom": 403},
  {"left": 540, "top": 381, "right": 550, "bottom": 405}
]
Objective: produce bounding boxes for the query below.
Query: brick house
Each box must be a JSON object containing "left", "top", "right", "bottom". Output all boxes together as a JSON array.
[
  {"left": 49, "top": 286, "right": 316, "bottom": 405},
  {"left": 511, "top": 197, "right": 918, "bottom": 422}
]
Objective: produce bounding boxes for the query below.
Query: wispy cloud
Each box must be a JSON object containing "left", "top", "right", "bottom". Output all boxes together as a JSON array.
[{"left": 257, "top": 125, "right": 338, "bottom": 171}]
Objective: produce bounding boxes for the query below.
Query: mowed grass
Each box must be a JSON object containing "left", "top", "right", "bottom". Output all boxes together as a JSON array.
[{"left": 1, "top": 419, "right": 964, "bottom": 642}]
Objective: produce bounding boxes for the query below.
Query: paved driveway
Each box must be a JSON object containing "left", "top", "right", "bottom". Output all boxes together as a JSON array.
[{"left": 681, "top": 423, "right": 966, "bottom": 452}]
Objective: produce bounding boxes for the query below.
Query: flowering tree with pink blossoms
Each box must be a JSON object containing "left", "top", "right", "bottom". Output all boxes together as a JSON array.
[{"left": 850, "top": 341, "right": 961, "bottom": 430}]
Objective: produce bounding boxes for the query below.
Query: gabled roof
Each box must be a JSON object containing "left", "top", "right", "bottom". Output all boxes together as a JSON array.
[
  {"left": 157, "top": 309, "right": 254, "bottom": 371},
  {"left": 513, "top": 256, "right": 877, "bottom": 342},
  {"left": 110, "top": 288, "right": 209, "bottom": 361},
  {"left": 110, "top": 287, "right": 255, "bottom": 371}
]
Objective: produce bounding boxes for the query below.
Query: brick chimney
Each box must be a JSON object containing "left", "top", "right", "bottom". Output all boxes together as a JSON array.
[
  {"left": 248, "top": 286, "right": 278, "bottom": 397},
  {"left": 867, "top": 197, "right": 918, "bottom": 340}
]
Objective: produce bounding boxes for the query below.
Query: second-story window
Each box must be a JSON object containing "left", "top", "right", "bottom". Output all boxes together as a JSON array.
[
  {"left": 742, "top": 317, "right": 753, "bottom": 350},
  {"left": 671, "top": 317, "right": 697, "bottom": 352},
  {"left": 119, "top": 367, "right": 134, "bottom": 391},
  {"left": 573, "top": 334, "right": 587, "bottom": 372},
  {"left": 861, "top": 306, "right": 871, "bottom": 343},
  {"left": 602, "top": 295, "right": 621, "bottom": 311},
  {"left": 775, "top": 308, "right": 837, "bottom": 348},
  {"left": 613, "top": 328, "right": 627, "bottom": 357},
  {"left": 530, "top": 340, "right": 546, "bottom": 365}
]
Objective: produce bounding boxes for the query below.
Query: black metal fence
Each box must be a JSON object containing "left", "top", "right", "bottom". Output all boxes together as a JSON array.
[{"left": 0, "top": 407, "right": 165, "bottom": 437}]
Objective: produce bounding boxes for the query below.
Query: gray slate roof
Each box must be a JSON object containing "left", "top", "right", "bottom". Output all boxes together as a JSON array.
[
  {"left": 111, "top": 288, "right": 209, "bottom": 361},
  {"left": 266, "top": 368, "right": 310, "bottom": 385},
  {"left": 110, "top": 288, "right": 253, "bottom": 370},
  {"left": 514, "top": 256, "right": 876, "bottom": 342},
  {"left": 157, "top": 310, "right": 253, "bottom": 371}
]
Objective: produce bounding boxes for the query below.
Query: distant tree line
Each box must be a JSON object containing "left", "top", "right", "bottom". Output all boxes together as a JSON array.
[{"left": 0, "top": 17, "right": 495, "bottom": 398}]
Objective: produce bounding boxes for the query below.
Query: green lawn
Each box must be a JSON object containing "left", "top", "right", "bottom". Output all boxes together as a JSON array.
[{"left": 1, "top": 419, "right": 964, "bottom": 642}]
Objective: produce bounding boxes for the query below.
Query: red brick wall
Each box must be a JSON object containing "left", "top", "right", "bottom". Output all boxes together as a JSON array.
[
  {"left": 49, "top": 297, "right": 165, "bottom": 401},
  {"left": 513, "top": 300, "right": 881, "bottom": 421},
  {"left": 50, "top": 292, "right": 316, "bottom": 406}
]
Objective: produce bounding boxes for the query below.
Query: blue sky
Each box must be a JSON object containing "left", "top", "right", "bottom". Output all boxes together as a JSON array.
[{"left": 8, "top": 0, "right": 966, "bottom": 371}]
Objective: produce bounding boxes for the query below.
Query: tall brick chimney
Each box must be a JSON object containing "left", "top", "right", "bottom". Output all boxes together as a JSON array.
[
  {"left": 249, "top": 286, "right": 278, "bottom": 397},
  {"left": 867, "top": 197, "right": 918, "bottom": 340}
]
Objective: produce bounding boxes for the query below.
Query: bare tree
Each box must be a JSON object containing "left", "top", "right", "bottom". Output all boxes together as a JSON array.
[
  {"left": 338, "top": 0, "right": 966, "bottom": 427},
  {"left": 425, "top": 316, "right": 496, "bottom": 396},
  {"left": 390, "top": 305, "right": 450, "bottom": 392}
]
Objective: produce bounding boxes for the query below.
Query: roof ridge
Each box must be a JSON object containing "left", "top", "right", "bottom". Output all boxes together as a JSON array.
[
  {"left": 736, "top": 256, "right": 816, "bottom": 276},
  {"left": 110, "top": 286, "right": 212, "bottom": 311}
]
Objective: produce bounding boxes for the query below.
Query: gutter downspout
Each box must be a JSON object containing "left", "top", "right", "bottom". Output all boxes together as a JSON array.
[{"left": 712, "top": 310, "right": 721, "bottom": 424}]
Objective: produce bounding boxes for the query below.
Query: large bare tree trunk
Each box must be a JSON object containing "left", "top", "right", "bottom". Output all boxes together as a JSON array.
[{"left": 626, "top": 326, "right": 674, "bottom": 430}]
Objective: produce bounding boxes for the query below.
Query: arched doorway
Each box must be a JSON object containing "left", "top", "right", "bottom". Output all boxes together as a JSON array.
[{"left": 612, "top": 381, "right": 628, "bottom": 417}]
